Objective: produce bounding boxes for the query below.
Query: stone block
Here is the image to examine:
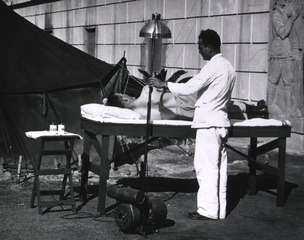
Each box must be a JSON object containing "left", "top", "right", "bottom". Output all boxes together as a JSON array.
[
  {"left": 113, "top": 2, "right": 128, "bottom": 23},
  {"left": 163, "top": 44, "right": 184, "bottom": 68},
  {"left": 238, "top": 0, "right": 271, "bottom": 13},
  {"left": 49, "top": 1, "right": 65, "bottom": 11},
  {"left": 221, "top": 44, "right": 236, "bottom": 69},
  {"left": 86, "top": 0, "right": 106, "bottom": 7},
  {"left": 249, "top": 73, "right": 268, "bottom": 101},
  {"left": 222, "top": 15, "right": 251, "bottom": 43},
  {"left": 186, "top": 0, "right": 209, "bottom": 18},
  {"left": 96, "top": 5, "right": 113, "bottom": 24},
  {"left": 96, "top": 26, "right": 104, "bottom": 44},
  {"left": 103, "top": 25, "right": 117, "bottom": 44},
  {"left": 232, "top": 72, "right": 250, "bottom": 100},
  {"left": 235, "top": 44, "right": 268, "bottom": 72},
  {"left": 127, "top": 1, "right": 145, "bottom": 22},
  {"left": 198, "top": 17, "right": 222, "bottom": 36},
  {"left": 174, "top": 19, "right": 197, "bottom": 44},
  {"left": 252, "top": 13, "right": 270, "bottom": 43},
  {"left": 20, "top": 5, "right": 35, "bottom": 15},
  {"left": 66, "top": 0, "right": 83, "bottom": 9},
  {"left": 69, "top": 27, "right": 84, "bottom": 45},
  {"left": 35, "top": 14, "right": 45, "bottom": 29},
  {"left": 52, "top": 12, "right": 67, "bottom": 28},
  {"left": 135, "top": 23, "right": 146, "bottom": 44},
  {"left": 128, "top": 45, "right": 144, "bottom": 66},
  {"left": 86, "top": 7, "right": 97, "bottom": 26},
  {"left": 184, "top": 44, "right": 200, "bottom": 69},
  {"left": 68, "top": 9, "right": 86, "bottom": 27},
  {"left": 164, "top": 0, "right": 186, "bottom": 19},
  {"left": 35, "top": 4, "right": 48, "bottom": 15},
  {"left": 97, "top": 45, "right": 113, "bottom": 63},
  {"left": 106, "top": 0, "right": 120, "bottom": 4},
  {"left": 118, "top": 23, "right": 136, "bottom": 44},
  {"left": 210, "top": 0, "right": 238, "bottom": 15}
]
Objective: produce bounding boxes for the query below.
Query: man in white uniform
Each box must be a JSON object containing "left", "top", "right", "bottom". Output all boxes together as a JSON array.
[{"left": 149, "top": 29, "right": 236, "bottom": 220}]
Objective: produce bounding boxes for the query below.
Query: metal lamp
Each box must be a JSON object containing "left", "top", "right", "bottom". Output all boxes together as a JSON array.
[
  {"left": 139, "top": 13, "right": 172, "bottom": 39},
  {"left": 139, "top": 13, "right": 172, "bottom": 74}
]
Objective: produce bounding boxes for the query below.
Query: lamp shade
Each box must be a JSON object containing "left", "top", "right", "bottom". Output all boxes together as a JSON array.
[{"left": 139, "top": 13, "right": 171, "bottom": 39}]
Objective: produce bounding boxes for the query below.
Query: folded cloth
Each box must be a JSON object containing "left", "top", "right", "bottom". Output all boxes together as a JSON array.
[
  {"left": 81, "top": 103, "right": 141, "bottom": 120},
  {"left": 232, "top": 118, "right": 291, "bottom": 127},
  {"left": 25, "top": 131, "right": 82, "bottom": 139}
]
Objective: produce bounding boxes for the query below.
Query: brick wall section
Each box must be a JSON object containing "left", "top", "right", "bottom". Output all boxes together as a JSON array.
[{"left": 12, "top": 0, "right": 271, "bottom": 102}]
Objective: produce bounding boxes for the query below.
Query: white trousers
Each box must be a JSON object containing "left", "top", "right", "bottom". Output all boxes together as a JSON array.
[{"left": 194, "top": 127, "right": 228, "bottom": 219}]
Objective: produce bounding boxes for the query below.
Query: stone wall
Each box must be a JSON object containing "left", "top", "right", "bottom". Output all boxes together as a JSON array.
[{"left": 9, "top": 0, "right": 271, "bottom": 103}]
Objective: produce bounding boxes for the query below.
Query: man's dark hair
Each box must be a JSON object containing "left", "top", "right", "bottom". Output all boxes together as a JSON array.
[{"left": 198, "top": 29, "right": 221, "bottom": 51}]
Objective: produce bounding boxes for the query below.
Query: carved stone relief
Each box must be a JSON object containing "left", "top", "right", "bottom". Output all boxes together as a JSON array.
[{"left": 268, "top": 0, "right": 304, "bottom": 133}]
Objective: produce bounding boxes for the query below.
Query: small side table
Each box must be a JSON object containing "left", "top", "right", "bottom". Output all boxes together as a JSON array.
[{"left": 26, "top": 131, "right": 81, "bottom": 214}]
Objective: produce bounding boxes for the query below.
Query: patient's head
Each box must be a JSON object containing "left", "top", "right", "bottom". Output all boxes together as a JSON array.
[{"left": 107, "top": 93, "right": 135, "bottom": 108}]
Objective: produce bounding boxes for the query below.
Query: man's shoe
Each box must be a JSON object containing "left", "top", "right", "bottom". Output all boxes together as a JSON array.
[{"left": 188, "top": 212, "right": 218, "bottom": 221}]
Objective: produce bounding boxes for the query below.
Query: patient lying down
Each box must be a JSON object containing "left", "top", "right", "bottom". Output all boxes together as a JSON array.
[{"left": 107, "top": 85, "right": 196, "bottom": 120}]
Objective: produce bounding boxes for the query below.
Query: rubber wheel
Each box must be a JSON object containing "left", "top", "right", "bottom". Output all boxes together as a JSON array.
[{"left": 114, "top": 203, "right": 141, "bottom": 233}]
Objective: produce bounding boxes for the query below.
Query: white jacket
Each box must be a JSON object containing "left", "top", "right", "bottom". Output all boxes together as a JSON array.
[{"left": 168, "top": 54, "right": 236, "bottom": 128}]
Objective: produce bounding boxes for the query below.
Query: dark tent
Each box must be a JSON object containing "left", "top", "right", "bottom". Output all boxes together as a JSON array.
[
  {"left": 0, "top": 1, "right": 116, "bottom": 93},
  {"left": 0, "top": 1, "right": 130, "bottom": 168}
]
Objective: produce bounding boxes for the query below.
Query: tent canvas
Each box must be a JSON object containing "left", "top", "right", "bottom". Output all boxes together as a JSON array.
[{"left": 0, "top": 1, "right": 130, "bottom": 166}]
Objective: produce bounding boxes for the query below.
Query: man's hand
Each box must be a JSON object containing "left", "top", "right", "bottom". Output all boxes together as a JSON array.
[{"left": 148, "top": 77, "right": 166, "bottom": 88}]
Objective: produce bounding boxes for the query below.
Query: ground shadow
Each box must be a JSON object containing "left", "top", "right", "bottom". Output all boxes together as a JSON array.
[
  {"left": 226, "top": 173, "right": 298, "bottom": 216},
  {"left": 116, "top": 177, "right": 199, "bottom": 193},
  {"left": 74, "top": 185, "right": 99, "bottom": 212},
  {"left": 74, "top": 173, "right": 297, "bottom": 215},
  {"left": 257, "top": 173, "right": 298, "bottom": 204},
  {"left": 226, "top": 173, "right": 249, "bottom": 216}
]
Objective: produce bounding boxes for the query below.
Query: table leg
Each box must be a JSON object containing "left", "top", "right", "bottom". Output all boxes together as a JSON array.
[
  {"left": 64, "top": 140, "right": 76, "bottom": 212},
  {"left": 277, "top": 137, "right": 286, "bottom": 206},
  {"left": 80, "top": 131, "right": 91, "bottom": 201},
  {"left": 248, "top": 137, "right": 257, "bottom": 195},
  {"left": 97, "top": 135, "right": 110, "bottom": 215},
  {"left": 31, "top": 139, "right": 44, "bottom": 214}
]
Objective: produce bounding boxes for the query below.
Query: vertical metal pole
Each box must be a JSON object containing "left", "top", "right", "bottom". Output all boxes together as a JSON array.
[{"left": 141, "top": 37, "right": 156, "bottom": 190}]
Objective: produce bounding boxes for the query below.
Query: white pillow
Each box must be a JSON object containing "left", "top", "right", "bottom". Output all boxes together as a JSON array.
[{"left": 81, "top": 103, "right": 141, "bottom": 120}]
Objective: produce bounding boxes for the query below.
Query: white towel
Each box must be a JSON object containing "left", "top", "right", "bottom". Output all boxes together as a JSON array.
[{"left": 25, "top": 131, "right": 82, "bottom": 139}]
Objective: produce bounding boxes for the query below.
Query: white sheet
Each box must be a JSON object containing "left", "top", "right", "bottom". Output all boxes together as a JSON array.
[
  {"left": 231, "top": 118, "right": 291, "bottom": 127},
  {"left": 25, "top": 131, "right": 83, "bottom": 139},
  {"left": 82, "top": 115, "right": 291, "bottom": 127},
  {"left": 80, "top": 103, "right": 291, "bottom": 127}
]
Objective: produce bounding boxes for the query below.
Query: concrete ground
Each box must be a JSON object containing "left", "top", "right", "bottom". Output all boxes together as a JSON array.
[{"left": 0, "top": 138, "right": 304, "bottom": 240}]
